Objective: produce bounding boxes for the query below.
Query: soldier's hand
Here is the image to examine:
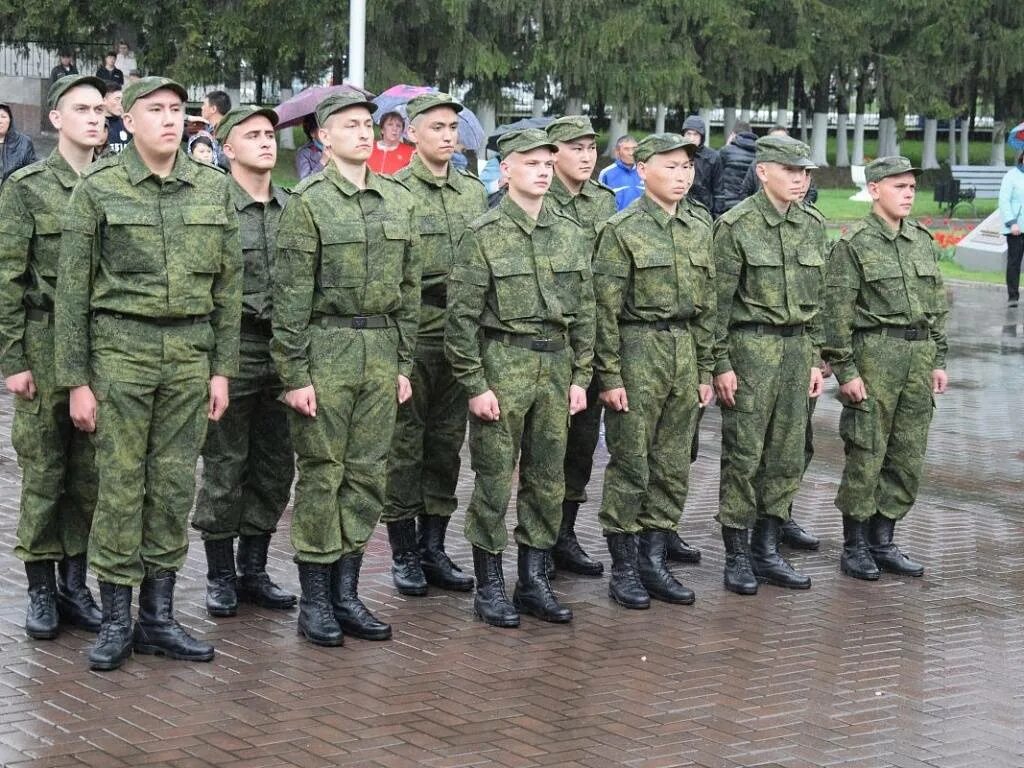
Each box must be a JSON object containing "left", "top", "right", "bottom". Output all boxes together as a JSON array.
[
  {"left": 698, "top": 384, "right": 713, "bottom": 407},
  {"left": 469, "top": 390, "right": 500, "bottom": 421},
  {"left": 713, "top": 371, "right": 737, "bottom": 408},
  {"left": 4, "top": 370, "right": 36, "bottom": 400},
  {"left": 284, "top": 385, "right": 318, "bottom": 417},
  {"left": 208, "top": 375, "right": 229, "bottom": 421},
  {"left": 397, "top": 374, "right": 412, "bottom": 404},
  {"left": 839, "top": 376, "right": 867, "bottom": 403},
  {"left": 931, "top": 369, "right": 948, "bottom": 394},
  {"left": 599, "top": 388, "right": 629, "bottom": 412},
  {"left": 808, "top": 366, "right": 824, "bottom": 398},
  {"left": 69, "top": 385, "right": 97, "bottom": 432},
  {"left": 568, "top": 384, "right": 587, "bottom": 415}
]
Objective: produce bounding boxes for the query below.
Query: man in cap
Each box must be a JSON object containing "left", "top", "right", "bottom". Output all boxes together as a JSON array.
[
  {"left": 55, "top": 76, "right": 242, "bottom": 670},
  {"left": 712, "top": 134, "right": 826, "bottom": 595},
  {"left": 381, "top": 92, "right": 486, "bottom": 597},
  {"left": 593, "top": 134, "right": 716, "bottom": 609},
  {"left": 192, "top": 106, "right": 297, "bottom": 617},
  {"left": 0, "top": 74, "right": 106, "bottom": 641},
  {"left": 445, "top": 128, "right": 595, "bottom": 628},
  {"left": 823, "top": 156, "right": 948, "bottom": 581},
  {"left": 681, "top": 115, "right": 722, "bottom": 217},
  {"left": 543, "top": 114, "right": 616, "bottom": 578},
  {"left": 272, "top": 92, "right": 419, "bottom": 647}
]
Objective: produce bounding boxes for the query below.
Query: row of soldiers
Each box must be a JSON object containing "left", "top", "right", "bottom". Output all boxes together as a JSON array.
[{"left": 0, "top": 75, "right": 948, "bottom": 672}]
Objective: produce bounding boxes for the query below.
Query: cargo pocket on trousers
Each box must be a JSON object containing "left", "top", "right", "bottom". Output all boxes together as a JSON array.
[{"left": 839, "top": 397, "right": 874, "bottom": 452}]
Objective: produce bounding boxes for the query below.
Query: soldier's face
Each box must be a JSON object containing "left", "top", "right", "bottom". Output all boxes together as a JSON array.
[
  {"left": 224, "top": 115, "right": 277, "bottom": 171},
  {"left": 554, "top": 137, "right": 597, "bottom": 184},
  {"left": 50, "top": 85, "right": 106, "bottom": 150},
  {"left": 409, "top": 107, "right": 459, "bottom": 166},
  {"left": 124, "top": 90, "right": 185, "bottom": 155},
  {"left": 757, "top": 162, "right": 807, "bottom": 203},
  {"left": 503, "top": 149, "right": 555, "bottom": 199},
  {"left": 870, "top": 173, "right": 917, "bottom": 220},
  {"left": 320, "top": 107, "right": 375, "bottom": 163},
  {"left": 638, "top": 149, "right": 695, "bottom": 206}
]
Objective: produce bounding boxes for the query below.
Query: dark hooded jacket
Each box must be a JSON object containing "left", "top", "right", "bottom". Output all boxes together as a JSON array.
[
  {"left": 717, "top": 130, "right": 757, "bottom": 213},
  {"left": 0, "top": 104, "right": 37, "bottom": 187},
  {"left": 681, "top": 115, "right": 721, "bottom": 216}
]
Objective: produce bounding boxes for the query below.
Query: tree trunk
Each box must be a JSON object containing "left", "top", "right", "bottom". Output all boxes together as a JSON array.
[
  {"left": 565, "top": 96, "right": 583, "bottom": 116},
  {"left": 532, "top": 77, "right": 545, "bottom": 117},
  {"left": 852, "top": 113, "right": 865, "bottom": 165},
  {"left": 835, "top": 113, "right": 849, "bottom": 167},
  {"left": 775, "top": 74, "right": 789, "bottom": 128},
  {"left": 947, "top": 118, "right": 957, "bottom": 165},
  {"left": 607, "top": 105, "right": 629, "bottom": 157},
  {"left": 723, "top": 105, "right": 737, "bottom": 141},
  {"left": 740, "top": 91, "right": 752, "bottom": 123},
  {"left": 476, "top": 100, "right": 496, "bottom": 139},
  {"left": 810, "top": 83, "right": 829, "bottom": 165},
  {"left": 959, "top": 116, "right": 969, "bottom": 165},
  {"left": 920, "top": 118, "right": 938, "bottom": 168},
  {"left": 655, "top": 104, "right": 666, "bottom": 133},
  {"left": 277, "top": 84, "right": 295, "bottom": 149},
  {"left": 991, "top": 90, "right": 1007, "bottom": 166}
]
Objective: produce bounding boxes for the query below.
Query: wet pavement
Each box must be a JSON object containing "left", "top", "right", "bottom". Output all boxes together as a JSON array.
[{"left": 0, "top": 280, "right": 1021, "bottom": 768}]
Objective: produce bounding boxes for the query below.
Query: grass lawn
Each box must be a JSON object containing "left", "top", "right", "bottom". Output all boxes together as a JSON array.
[
  {"left": 812, "top": 188, "right": 998, "bottom": 221},
  {"left": 938, "top": 260, "right": 1004, "bottom": 285}
]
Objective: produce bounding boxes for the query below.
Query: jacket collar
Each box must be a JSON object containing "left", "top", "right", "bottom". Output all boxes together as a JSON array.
[
  {"left": 322, "top": 159, "right": 384, "bottom": 198},
  {"left": 122, "top": 143, "right": 198, "bottom": 186},
  {"left": 46, "top": 148, "right": 81, "bottom": 189},
  {"left": 866, "top": 211, "right": 916, "bottom": 241},
  {"left": 499, "top": 194, "right": 553, "bottom": 234},
  {"left": 228, "top": 176, "right": 288, "bottom": 211},
  {"left": 407, "top": 152, "right": 461, "bottom": 190}
]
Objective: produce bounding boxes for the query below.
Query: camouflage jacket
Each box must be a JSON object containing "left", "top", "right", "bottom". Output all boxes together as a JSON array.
[
  {"left": 546, "top": 175, "right": 617, "bottom": 242},
  {"left": 230, "top": 178, "right": 290, "bottom": 325}
]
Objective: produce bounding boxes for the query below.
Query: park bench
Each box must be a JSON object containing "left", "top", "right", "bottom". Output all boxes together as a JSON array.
[{"left": 935, "top": 165, "right": 1007, "bottom": 216}]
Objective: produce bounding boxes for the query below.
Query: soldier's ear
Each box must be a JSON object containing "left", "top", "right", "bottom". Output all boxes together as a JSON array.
[
  {"left": 636, "top": 161, "right": 647, "bottom": 182},
  {"left": 123, "top": 111, "right": 136, "bottom": 133},
  {"left": 48, "top": 109, "right": 62, "bottom": 132}
]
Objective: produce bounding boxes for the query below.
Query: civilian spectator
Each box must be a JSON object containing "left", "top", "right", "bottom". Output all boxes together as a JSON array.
[
  {"left": 201, "top": 90, "right": 232, "bottom": 169},
  {"left": 598, "top": 134, "right": 643, "bottom": 210},
  {"left": 999, "top": 150, "right": 1024, "bottom": 307},
  {"left": 102, "top": 82, "right": 131, "bottom": 154},
  {"left": 294, "top": 114, "right": 327, "bottom": 179},
  {"left": 95, "top": 51, "right": 124, "bottom": 85},
  {"left": 188, "top": 131, "right": 216, "bottom": 165},
  {"left": 479, "top": 150, "right": 501, "bottom": 194},
  {"left": 717, "top": 120, "right": 757, "bottom": 214},
  {"left": 368, "top": 110, "right": 413, "bottom": 174},
  {"left": 681, "top": 114, "right": 722, "bottom": 215},
  {"left": 95, "top": 117, "right": 110, "bottom": 159},
  {"left": 0, "top": 103, "right": 37, "bottom": 186},
  {"left": 114, "top": 41, "right": 137, "bottom": 75},
  {"left": 127, "top": 69, "right": 142, "bottom": 84},
  {"left": 741, "top": 125, "right": 819, "bottom": 204},
  {"left": 50, "top": 49, "right": 78, "bottom": 83}
]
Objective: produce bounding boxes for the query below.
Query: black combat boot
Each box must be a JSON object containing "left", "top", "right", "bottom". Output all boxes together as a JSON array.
[
  {"left": 637, "top": 531, "right": 695, "bottom": 605},
  {"left": 780, "top": 513, "right": 821, "bottom": 551},
  {"left": 418, "top": 515, "right": 474, "bottom": 591},
  {"left": 236, "top": 534, "right": 296, "bottom": 609},
  {"left": 203, "top": 538, "right": 238, "bottom": 617},
  {"left": 332, "top": 553, "right": 392, "bottom": 640},
  {"left": 665, "top": 530, "right": 702, "bottom": 564},
  {"left": 867, "top": 514, "right": 925, "bottom": 576},
  {"left": 605, "top": 533, "right": 650, "bottom": 609},
  {"left": 387, "top": 520, "right": 427, "bottom": 596},
  {"left": 24, "top": 560, "right": 59, "bottom": 640},
  {"left": 512, "top": 545, "right": 573, "bottom": 623},
  {"left": 297, "top": 563, "right": 343, "bottom": 646},
  {"left": 89, "top": 582, "right": 133, "bottom": 671},
  {"left": 841, "top": 517, "right": 880, "bottom": 580},
  {"left": 56, "top": 554, "right": 102, "bottom": 631},
  {"left": 721, "top": 526, "right": 758, "bottom": 595},
  {"left": 471, "top": 547, "right": 519, "bottom": 628},
  {"left": 750, "top": 517, "right": 811, "bottom": 589},
  {"left": 133, "top": 572, "right": 215, "bottom": 661},
  {"left": 551, "top": 501, "right": 604, "bottom": 576}
]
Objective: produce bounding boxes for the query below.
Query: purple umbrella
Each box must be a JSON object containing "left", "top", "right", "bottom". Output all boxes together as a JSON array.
[
  {"left": 373, "top": 84, "right": 486, "bottom": 152},
  {"left": 274, "top": 83, "right": 375, "bottom": 130},
  {"left": 1009, "top": 121, "right": 1024, "bottom": 153}
]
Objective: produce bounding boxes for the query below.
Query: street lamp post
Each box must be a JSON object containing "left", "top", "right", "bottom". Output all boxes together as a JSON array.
[{"left": 349, "top": 0, "right": 366, "bottom": 88}]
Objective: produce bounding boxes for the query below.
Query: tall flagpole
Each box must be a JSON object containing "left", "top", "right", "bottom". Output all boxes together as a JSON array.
[{"left": 348, "top": 0, "right": 366, "bottom": 88}]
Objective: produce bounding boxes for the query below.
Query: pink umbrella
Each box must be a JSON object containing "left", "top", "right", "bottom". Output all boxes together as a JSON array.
[{"left": 274, "top": 83, "right": 375, "bottom": 130}]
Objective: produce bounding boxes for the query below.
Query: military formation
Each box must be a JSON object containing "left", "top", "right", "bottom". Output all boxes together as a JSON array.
[{"left": 0, "top": 74, "right": 949, "bottom": 671}]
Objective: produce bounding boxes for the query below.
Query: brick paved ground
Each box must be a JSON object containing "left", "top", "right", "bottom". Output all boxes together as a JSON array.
[{"left": 1, "top": 281, "right": 1021, "bottom": 768}]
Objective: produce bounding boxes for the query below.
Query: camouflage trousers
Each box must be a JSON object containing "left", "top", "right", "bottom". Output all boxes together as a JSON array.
[
  {"left": 289, "top": 326, "right": 398, "bottom": 564},
  {"left": 464, "top": 339, "right": 571, "bottom": 554},
  {"left": 381, "top": 339, "right": 466, "bottom": 523},
  {"left": 193, "top": 333, "right": 294, "bottom": 541},
  {"left": 88, "top": 315, "right": 213, "bottom": 585},
  {"left": 718, "top": 330, "right": 813, "bottom": 529},
  {"left": 835, "top": 333, "right": 936, "bottom": 522},
  {"left": 12, "top": 314, "right": 96, "bottom": 562},
  {"left": 599, "top": 326, "right": 700, "bottom": 534},
  {"left": 563, "top": 378, "right": 603, "bottom": 504}
]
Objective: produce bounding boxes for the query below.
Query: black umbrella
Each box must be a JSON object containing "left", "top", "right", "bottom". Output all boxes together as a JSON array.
[{"left": 486, "top": 116, "right": 555, "bottom": 152}]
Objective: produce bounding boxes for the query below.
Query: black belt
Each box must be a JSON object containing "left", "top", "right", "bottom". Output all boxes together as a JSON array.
[
  {"left": 421, "top": 293, "right": 447, "bottom": 309},
  {"left": 483, "top": 329, "right": 567, "bottom": 353},
  {"left": 240, "top": 316, "right": 273, "bottom": 337},
  {"left": 93, "top": 309, "right": 210, "bottom": 327},
  {"left": 313, "top": 314, "right": 393, "bottom": 330},
  {"left": 734, "top": 322, "right": 805, "bottom": 338},
  {"left": 620, "top": 318, "right": 689, "bottom": 332},
  {"left": 25, "top": 307, "right": 53, "bottom": 325},
  {"left": 857, "top": 325, "right": 930, "bottom": 342}
]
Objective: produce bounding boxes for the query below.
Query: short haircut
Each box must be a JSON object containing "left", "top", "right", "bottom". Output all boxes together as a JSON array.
[
  {"left": 205, "top": 90, "right": 231, "bottom": 116},
  {"left": 59, "top": 48, "right": 73, "bottom": 58},
  {"left": 105, "top": 81, "right": 122, "bottom": 94},
  {"left": 733, "top": 120, "right": 752, "bottom": 134},
  {"left": 769, "top": 125, "right": 789, "bottom": 136},
  {"left": 105, "top": 50, "right": 116, "bottom": 59},
  {"left": 615, "top": 134, "right": 638, "bottom": 148},
  {"left": 380, "top": 111, "right": 404, "bottom": 126}
]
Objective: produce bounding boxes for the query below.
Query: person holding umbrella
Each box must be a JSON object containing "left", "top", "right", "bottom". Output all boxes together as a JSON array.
[{"left": 1000, "top": 122, "right": 1024, "bottom": 307}]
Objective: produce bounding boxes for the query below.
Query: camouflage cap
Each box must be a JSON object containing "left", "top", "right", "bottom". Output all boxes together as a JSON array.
[
  {"left": 546, "top": 115, "right": 597, "bottom": 144},
  {"left": 865, "top": 155, "right": 922, "bottom": 184},
  {"left": 406, "top": 92, "right": 463, "bottom": 121},
  {"left": 315, "top": 92, "right": 377, "bottom": 126},
  {"left": 214, "top": 105, "right": 279, "bottom": 143},
  {"left": 497, "top": 128, "right": 558, "bottom": 157},
  {"left": 122, "top": 76, "right": 188, "bottom": 112},
  {"left": 754, "top": 134, "right": 816, "bottom": 168},
  {"left": 634, "top": 133, "right": 698, "bottom": 163},
  {"left": 47, "top": 74, "right": 106, "bottom": 110}
]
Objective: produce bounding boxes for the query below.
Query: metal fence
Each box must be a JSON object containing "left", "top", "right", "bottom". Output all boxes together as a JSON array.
[{"left": 0, "top": 41, "right": 111, "bottom": 80}]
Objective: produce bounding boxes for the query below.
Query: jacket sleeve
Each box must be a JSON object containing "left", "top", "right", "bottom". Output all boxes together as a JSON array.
[
  {"left": 210, "top": 186, "right": 242, "bottom": 377},
  {"left": 270, "top": 195, "right": 318, "bottom": 390},
  {"left": 692, "top": 233, "right": 718, "bottom": 386},
  {"left": 927, "top": 239, "right": 949, "bottom": 370},
  {"left": 591, "top": 224, "right": 629, "bottom": 391},
  {"left": 395, "top": 203, "right": 421, "bottom": 380},
  {"left": 821, "top": 239, "right": 861, "bottom": 384},
  {"left": 711, "top": 220, "right": 743, "bottom": 375},
  {"left": 0, "top": 182, "right": 33, "bottom": 376},
  {"left": 999, "top": 171, "right": 1019, "bottom": 229},
  {"left": 55, "top": 181, "right": 100, "bottom": 388},
  {"left": 568, "top": 246, "right": 596, "bottom": 391},
  {"left": 444, "top": 229, "right": 490, "bottom": 398}
]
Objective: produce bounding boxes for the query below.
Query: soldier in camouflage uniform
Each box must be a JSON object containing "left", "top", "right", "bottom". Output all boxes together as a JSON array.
[
  {"left": 543, "top": 115, "right": 615, "bottom": 578},
  {"left": 593, "top": 134, "right": 716, "bottom": 610},
  {"left": 712, "top": 135, "right": 826, "bottom": 595},
  {"left": 823, "top": 156, "right": 948, "bottom": 580},
  {"left": 272, "top": 93, "right": 419, "bottom": 647},
  {"left": 0, "top": 75, "right": 106, "bottom": 641},
  {"left": 55, "top": 77, "right": 242, "bottom": 671},
  {"left": 193, "top": 106, "right": 297, "bottom": 617},
  {"left": 382, "top": 93, "right": 486, "bottom": 597},
  {"left": 445, "top": 128, "right": 595, "bottom": 628}
]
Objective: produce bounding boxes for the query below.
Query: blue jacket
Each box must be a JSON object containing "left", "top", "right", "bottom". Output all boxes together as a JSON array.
[
  {"left": 998, "top": 165, "right": 1024, "bottom": 235},
  {"left": 598, "top": 159, "right": 644, "bottom": 211}
]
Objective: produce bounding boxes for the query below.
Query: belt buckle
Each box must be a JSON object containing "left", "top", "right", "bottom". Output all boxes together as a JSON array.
[
  {"left": 532, "top": 336, "right": 552, "bottom": 351},
  {"left": 352, "top": 316, "right": 367, "bottom": 330},
  {"left": 904, "top": 328, "right": 918, "bottom": 340}
]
